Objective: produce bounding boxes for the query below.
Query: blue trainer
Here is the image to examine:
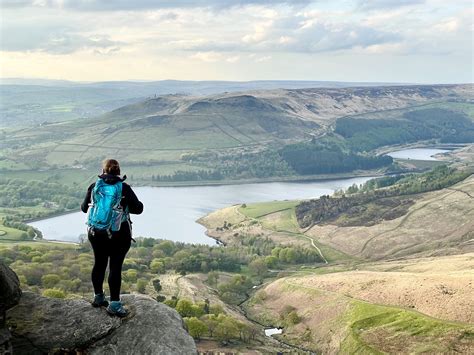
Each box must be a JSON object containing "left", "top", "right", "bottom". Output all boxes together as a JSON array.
[
  {"left": 91, "top": 292, "right": 109, "bottom": 308},
  {"left": 107, "top": 301, "right": 129, "bottom": 317}
]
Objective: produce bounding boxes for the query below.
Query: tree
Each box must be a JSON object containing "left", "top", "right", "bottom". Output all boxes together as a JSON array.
[
  {"left": 202, "top": 315, "right": 219, "bottom": 337},
  {"left": 206, "top": 271, "right": 219, "bottom": 288},
  {"left": 27, "top": 227, "right": 36, "bottom": 238},
  {"left": 214, "top": 316, "right": 239, "bottom": 343},
  {"left": 157, "top": 241, "right": 174, "bottom": 256},
  {"left": 248, "top": 258, "right": 268, "bottom": 277},
  {"left": 124, "top": 269, "right": 138, "bottom": 283},
  {"left": 156, "top": 295, "right": 166, "bottom": 302},
  {"left": 164, "top": 296, "right": 178, "bottom": 308},
  {"left": 41, "top": 274, "right": 60, "bottom": 288},
  {"left": 209, "top": 304, "right": 224, "bottom": 316},
  {"left": 264, "top": 255, "right": 278, "bottom": 268},
  {"left": 185, "top": 317, "right": 207, "bottom": 340},
  {"left": 150, "top": 259, "right": 165, "bottom": 274},
  {"left": 203, "top": 299, "right": 210, "bottom": 314},
  {"left": 176, "top": 299, "right": 194, "bottom": 318},
  {"left": 136, "top": 278, "right": 148, "bottom": 293},
  {"left": 152, "top": 278, "right": 162, "bottom": 293}
]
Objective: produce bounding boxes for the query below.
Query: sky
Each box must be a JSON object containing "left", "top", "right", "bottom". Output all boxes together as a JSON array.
[{"left": 0, "top": 0, "right": 472, "bottom": 83}]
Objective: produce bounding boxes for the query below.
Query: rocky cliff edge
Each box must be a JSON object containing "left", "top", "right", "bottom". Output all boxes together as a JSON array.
[{"left": 0, "top": 262, "right": 197, "bottom": 354}]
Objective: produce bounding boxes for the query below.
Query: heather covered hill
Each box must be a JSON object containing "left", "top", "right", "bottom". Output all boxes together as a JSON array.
[{"left": 3, "top": 84, "right": 472, "bottom": 185}]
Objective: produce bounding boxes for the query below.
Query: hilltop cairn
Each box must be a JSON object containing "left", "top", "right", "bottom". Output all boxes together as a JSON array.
[{"left": 0, "top": 261, "right": 197, "bottom": 354}]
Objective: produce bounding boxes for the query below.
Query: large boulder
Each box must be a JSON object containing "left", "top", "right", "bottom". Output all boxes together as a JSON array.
[
  {"left": 0, "top": 262, "right": 21, "bottom": 311},
  {"left": 0, "top": 261, "right": 21, "bottom": 355},
  {"left": 7, "top": 292, "right": 197, "bottom": 354}
]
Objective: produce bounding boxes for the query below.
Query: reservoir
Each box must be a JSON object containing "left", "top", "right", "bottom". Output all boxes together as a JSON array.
[
  {"left": 387, "top": 148, "right": 448, "bottom": 161},
  {"left": 30, "top": 176, "right": 373, "bottom": 245},
  {"left": 30, "top": 148, "right": 448, "bottom": 245}
]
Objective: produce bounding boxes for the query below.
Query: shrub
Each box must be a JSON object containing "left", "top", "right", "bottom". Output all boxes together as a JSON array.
[
  {"left": 42, "top": 288, "right": 66, "bottom": 299},
  {"left": 136, "top": 278, "right": 148, "bottom": 294},
  {"left": 185, "top": 317, "right": 207, "bottom": 340},
  {"left": 41, "top": 274, "right": 61, "bottom": 288}
]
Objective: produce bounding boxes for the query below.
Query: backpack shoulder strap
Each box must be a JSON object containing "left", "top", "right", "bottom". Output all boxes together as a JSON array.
[
  {"left": 90, "top": 179, "right": 104, "bottom": 205},
  {"left": 114, "top": 181, "right": 123, "bottom": 207}
]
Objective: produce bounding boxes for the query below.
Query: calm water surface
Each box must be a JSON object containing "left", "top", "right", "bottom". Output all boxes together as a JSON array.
[
  {"left": 30, "top": 148, "right": 448, "bottom": 245},
  {"left": 31, "top": 177, "right": 373, "bottom": 245},
  {"left": 387, "top": 148, "right": 448, "bottom": 161}
]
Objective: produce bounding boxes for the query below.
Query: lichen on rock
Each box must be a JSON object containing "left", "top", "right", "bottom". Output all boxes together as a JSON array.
[
  {"left": 6, "top": 292, "right": 197, "bottom": 354},
  {"left": 1, "top": 261, "right": 196, "bottom": 354}
]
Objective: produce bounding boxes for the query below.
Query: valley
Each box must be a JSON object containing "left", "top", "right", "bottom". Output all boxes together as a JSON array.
[
  {"left": 197, "top": 159, "right": 474, "bottom": 353},
  {"left": 1, "top": 81, "right": 473, "bottom": 354},
  {"left": 2, "top": 84, "right": 473, "bottom": 186}
]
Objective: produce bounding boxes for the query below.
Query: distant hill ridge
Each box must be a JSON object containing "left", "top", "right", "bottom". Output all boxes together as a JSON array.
[
  {"left": 3, "top": 83, "right": 472, "bottom": 177},
  {"left": 103, "top": 83, "right": 472, "bottom": 127}
]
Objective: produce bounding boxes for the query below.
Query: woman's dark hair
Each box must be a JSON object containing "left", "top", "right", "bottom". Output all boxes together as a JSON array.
[{"left": 102, "top": 159, "right": 121, "bottom": 175}]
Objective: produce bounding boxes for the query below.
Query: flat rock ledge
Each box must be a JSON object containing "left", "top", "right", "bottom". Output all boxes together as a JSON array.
[{"left": 6, "top": 292, "right": 197, "bottom": 354}]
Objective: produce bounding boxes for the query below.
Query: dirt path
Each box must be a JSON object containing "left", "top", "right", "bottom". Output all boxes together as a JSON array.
[
  {"left": 276, "top": 228, "right": 329, "bottom": 264},
  {"left": 238, "top": 207, "right": 329, "bottom": 264},
  {"left": 357, "top": 190, "right": 457, "bottom": 255},
  {"left": 447, "top": 187, "right": 474, "bottom": 199},
  {"left": 301, "top": 234, "right": 328, "bottom": 264}
]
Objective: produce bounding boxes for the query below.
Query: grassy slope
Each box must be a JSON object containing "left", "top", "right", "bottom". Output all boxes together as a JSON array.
[
  {"left": 0, "top": 225, "right": 25, "bottom": 240},
  {"left": 200, "top": 200, "right": 353, "bottom": 263},
  {"left": 200, "top": 166, "right": 474, "bottom": 352},
  {"left": 244, "top": 254, "right": 474, "bottom": 354},
  {"left": 305, "top": 174, "right": 474, "bottom": 260},
  {"left": 2, "top": 85, "right": 472, "bottom": 186}
]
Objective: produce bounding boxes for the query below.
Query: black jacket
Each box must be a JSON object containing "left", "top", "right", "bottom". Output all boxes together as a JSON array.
[{"left": 81, "top": 174, "right": 144, "bottom": 236}]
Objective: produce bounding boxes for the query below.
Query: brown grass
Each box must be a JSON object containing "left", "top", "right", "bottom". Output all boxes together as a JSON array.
[
  {"left": 305, "top": 175, "right": 474, "bottom": 260},
  {"left": 288, "top": 253, "right": 474, "bottom": 323}
]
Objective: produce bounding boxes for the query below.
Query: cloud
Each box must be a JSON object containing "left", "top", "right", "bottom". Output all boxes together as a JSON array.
[
  {"left": 190, "top": 51, "right": 223, "bottom": 62},
  {"left": 1, "top": 0, "right": 471, "bottom": 65},
  {"left": 182, "top": 12, "right": 401, "bottom": 54},
  {"left": 286, "top": 16, "right": 401, "bottom": 53},
  {"left": 356, "top": 0, "right": 425, "bottom": 10},
  {"left": 255, "top": 55, "right": 271, "bottom": 62},
  {"left": 0, "top": 22, "right": 122, "bottom": 54},
  {"left": 242, "top": 20, "right": 274, "bottom": 44},
  {"left": 226, "top": 55, "right": 240, "bottom": 63},
  {"left": 2, "top": 0, "right": 311, "bottom": 11},
  {"left": 433, "top": 18, "right": 460, "bottom": 33}
]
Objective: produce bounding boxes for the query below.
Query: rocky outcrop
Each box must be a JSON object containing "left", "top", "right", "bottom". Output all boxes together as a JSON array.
[
  {"left": 1, "top": 261, "right": 22, "bottom": 355},
  {"left": 0, "top": 263, "right": 21, "bottom": 310},
  {"left": 6, "top": 292, "right": 197, "bottom": 354}
]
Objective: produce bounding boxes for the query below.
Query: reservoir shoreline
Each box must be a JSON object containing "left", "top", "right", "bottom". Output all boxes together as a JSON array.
[
  {"left": 24, "top": 172, "right": 380, "bottom": 224},
  {"left": 27, "top": 147, "right": 452, "bottom": 244}
]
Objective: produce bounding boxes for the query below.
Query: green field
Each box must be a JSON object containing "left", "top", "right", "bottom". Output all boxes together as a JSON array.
[
  {"left": 239, "top": 200, "right": 300, "bottom": 219},
  {"left": 340, "top": 301, "right": 474, "bottom": 354},
  {"left": 236, "top": 200, "right": 353, "bottom": 263},
  {"left": 3, "top": 85, "right": 472, "bottom": 188},
  {"left": 0, "top": 225, "right": 25, "bottom": 240}
]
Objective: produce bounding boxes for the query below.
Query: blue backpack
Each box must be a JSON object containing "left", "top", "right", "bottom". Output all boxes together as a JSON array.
[{"left": 86, "top": 179, "right": 128, "bottom": 233}]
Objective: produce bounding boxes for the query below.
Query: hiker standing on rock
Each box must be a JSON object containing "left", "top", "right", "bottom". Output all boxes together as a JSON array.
[{"left": 81, "top": 159, "right": 144, "bottom": 317}]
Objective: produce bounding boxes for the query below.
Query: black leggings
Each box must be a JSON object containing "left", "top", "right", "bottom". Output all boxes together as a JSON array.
[{"left": 88, "top": 228, "right": 131, "bottom": 301}]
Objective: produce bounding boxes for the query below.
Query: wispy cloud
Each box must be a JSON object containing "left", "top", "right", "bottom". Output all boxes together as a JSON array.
[
  {"left": 0, "top": 0, "right": 471, "bottom": 82},
  {"left": 2, "top": 0, "right": 311, "bottom": 11},
  {"left": 355, "top": 0, "right": 426, "bottom": 10},
  {"left": 0, "top": 20, "right": 123, "bottom": 54}
]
